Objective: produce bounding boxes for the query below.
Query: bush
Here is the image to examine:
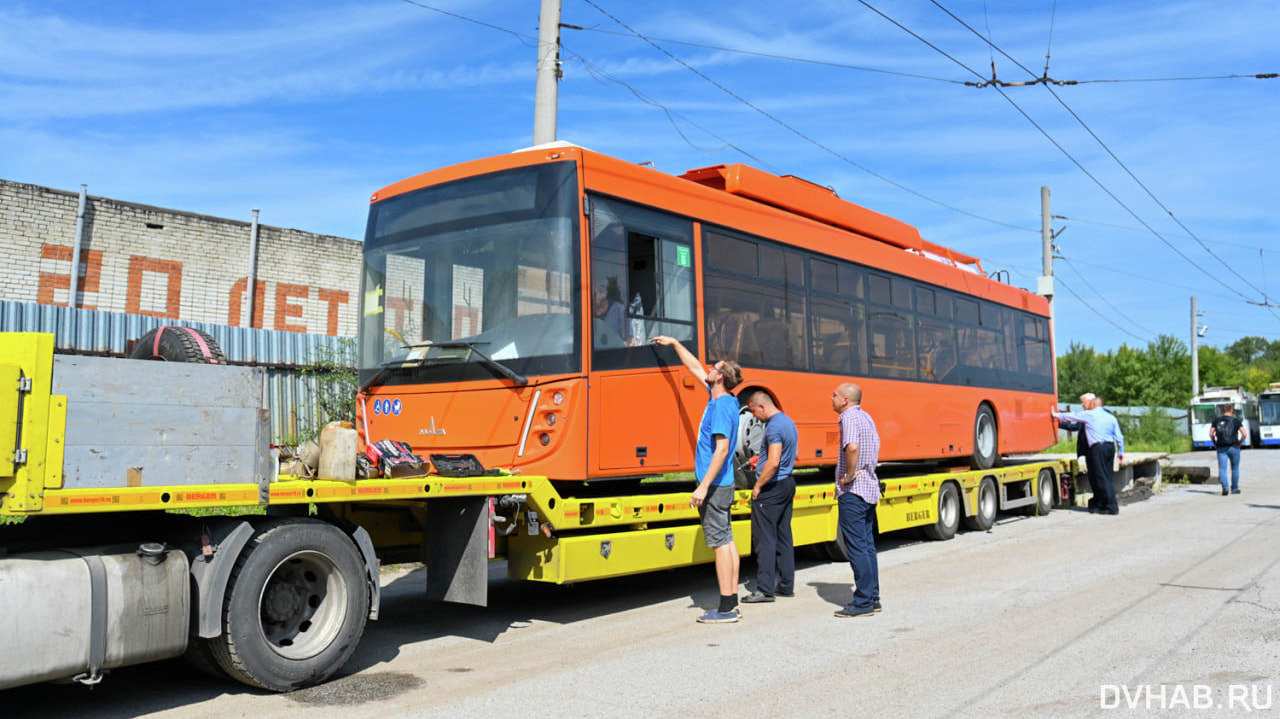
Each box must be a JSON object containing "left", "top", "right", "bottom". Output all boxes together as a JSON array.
[
  {"left": 1117, "top": 410, "right": 1191, "bottom": 454},
  {"left": 297, "top": 338, "right": 357, "bottom": 442}
]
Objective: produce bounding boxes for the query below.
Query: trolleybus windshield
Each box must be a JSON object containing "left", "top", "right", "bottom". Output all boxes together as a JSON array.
[{"left": 359, "top": 162, "right": 580, "bottom": 387}]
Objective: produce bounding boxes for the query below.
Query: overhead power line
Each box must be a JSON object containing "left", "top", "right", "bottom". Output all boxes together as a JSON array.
[
  {"left": 578, "top": 0, "right": 1034, "bottom": 232},
  {"left": 1058, "top": 256, "right": 1157, "bottom": 336},
  {"left": 1055, "top": 277, "right": 1150, "bottom": 343},
  {"left": 570, "top": 21, "right": 1276, "bottom": 87},
  {"left": 851, "top": 0, "right": 1276, "bottom": 312},
  {"left": 928, "top": 0, "right": 1280, "bottom": 312}
]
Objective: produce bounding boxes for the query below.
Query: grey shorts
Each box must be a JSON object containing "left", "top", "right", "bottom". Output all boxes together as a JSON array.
[{"left": 699, "top": 483, "right": 736, "bottom": 549}]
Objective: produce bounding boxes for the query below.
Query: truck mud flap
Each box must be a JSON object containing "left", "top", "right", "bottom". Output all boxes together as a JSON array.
[{"left": 425, "top": 497, "right": 489, "bottom": 607}]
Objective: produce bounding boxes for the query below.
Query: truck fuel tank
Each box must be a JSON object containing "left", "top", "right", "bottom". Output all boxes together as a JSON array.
[{"left": 0, "top": 542, "right": 190, "bottom": 689}]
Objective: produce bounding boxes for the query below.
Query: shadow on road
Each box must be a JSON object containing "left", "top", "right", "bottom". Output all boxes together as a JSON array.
[{"left": 4, "top": 509, "right": 1033, "bottom": 716}]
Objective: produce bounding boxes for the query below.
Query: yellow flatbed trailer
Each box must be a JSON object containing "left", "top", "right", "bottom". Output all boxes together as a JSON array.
[{"left": 0, "top": 332, "right": 1069, "bottom": 693}]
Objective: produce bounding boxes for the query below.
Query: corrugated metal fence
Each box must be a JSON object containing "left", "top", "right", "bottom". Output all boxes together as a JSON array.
[{"left": 0, "top": 300, "right": 351, "bottom": 443}]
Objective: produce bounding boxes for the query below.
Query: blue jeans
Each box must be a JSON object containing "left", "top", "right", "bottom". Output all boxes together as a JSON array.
[
  {"left": 1217, "top": 445, "right": 1241, "bottom": 491},
  {"left": 838, "top": 492, "right": 879, "bottom": 611}
]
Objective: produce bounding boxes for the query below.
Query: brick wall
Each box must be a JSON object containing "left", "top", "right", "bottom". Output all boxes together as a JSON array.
[{"left": 0, "top": 179, "right": 362, "bottom": 337}]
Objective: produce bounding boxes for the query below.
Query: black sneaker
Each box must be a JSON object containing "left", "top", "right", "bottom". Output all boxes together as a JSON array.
[
  {"left": 1222, "top": 488, "right": 1229, "bottom": 496},
  {"left": 834, "top": 605, "right": 876, "bottom": 618},
  {"left": 741, "top": 591, "right": 775, "bottom": 604},
  {"left": 1232, "top": 489, "right": 1241, "bottom": 494},
  {"left": 775, "top": 589, "right": 795, "bottom": 598}
]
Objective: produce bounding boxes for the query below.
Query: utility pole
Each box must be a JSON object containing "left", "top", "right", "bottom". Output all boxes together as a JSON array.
[
  {"left": 533, "top": 0, "right": 562, "bottom": 145},
  {"left": 1037, "top": 186, "right": 1056, "bottom": 365},
  {"left": 1191, "top": 296, "right": 1206, "bottom": 397}
]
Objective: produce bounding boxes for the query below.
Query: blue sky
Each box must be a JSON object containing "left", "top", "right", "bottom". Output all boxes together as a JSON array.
[{"left": 2, "top": 0, "right": 1277, "bottom": 354}]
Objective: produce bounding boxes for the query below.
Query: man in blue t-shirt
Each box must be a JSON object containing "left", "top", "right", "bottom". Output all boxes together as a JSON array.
[
  {"left": 652, "top": 335, "right": 744, "bottom": 624},
  {"left": 741, "top": 389, "right": 798, "bottom": 604}
]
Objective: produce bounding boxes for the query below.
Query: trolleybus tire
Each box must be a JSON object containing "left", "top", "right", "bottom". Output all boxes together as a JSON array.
[
  {"left": 130, "top": 326, "right": 227, "bottom": 364},
  {"left": 963, "top": 477, "right": 998, "bottom": 531},
  {"left": 971, "top": 405, "right": 998, "bottom": 470},
  {"left": 923, "top": 483, "right": 961, "bottom": 540},
  {"left": 206, "top": 519, "right": 370, "bottom": 692},
  {"left": 1027, "top": 468, "right": 1056, "bottom": 516},
  {"left": 733, "top": 400, "right": 766, "bottom": 489}
]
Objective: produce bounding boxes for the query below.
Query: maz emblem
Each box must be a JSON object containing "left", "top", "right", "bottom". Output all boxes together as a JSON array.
[{"left": 419, "top": 417, "right": 447, "bottom": 436}]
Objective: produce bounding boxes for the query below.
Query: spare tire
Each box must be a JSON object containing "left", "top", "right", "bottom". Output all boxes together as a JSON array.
[{"left": 130, "top": 326, "right": 227, "bottom": 364}]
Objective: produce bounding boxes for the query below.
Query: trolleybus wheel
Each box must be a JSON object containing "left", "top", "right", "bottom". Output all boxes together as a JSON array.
[
  {"left": 923, "top": 483, "right": 961, "bottom": 540},
  {"left": 971, "top": 405, "right": 998, "bottom": 470},
  {"left": 963, "top": 477, "right": 998, "bottom": 531},
  {"left": 1027, "top": 467, "right": 1056, "bottom": 516},
  {"left": 205, "top": 518, "right": 370, "bottom": 692},
  {"left": 733, "top": 401, "right": 766, "bottom": 489}
]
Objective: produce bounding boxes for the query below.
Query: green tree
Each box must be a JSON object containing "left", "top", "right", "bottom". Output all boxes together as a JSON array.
[
  {"left": 1056, "top": 341, "right": 1108, "bottom": 402},
  {"left": 1140, "top": 334, "right": 1190, "bottom": 407},
  {"left": 1243, "top": 365, "right": 1272, "bottom": 394},
  {"left": 1104, "top": 344, "right": 1144, "bottom": 406},
  {"left": 1226, "top": 336, "right": 1270, "bottom": 365},
  {"left": 1195, "top": 346, "right": 1242, "bottom": 394}
]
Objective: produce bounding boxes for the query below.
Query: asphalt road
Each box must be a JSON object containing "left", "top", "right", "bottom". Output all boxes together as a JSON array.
[{"left": 9, "top": 450, "right": 1280, "bottom": 718}]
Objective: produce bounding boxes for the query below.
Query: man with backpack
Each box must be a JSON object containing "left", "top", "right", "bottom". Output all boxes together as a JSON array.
[{"left": 1209, "top": 405, "right": 1247, "bottom": 496}]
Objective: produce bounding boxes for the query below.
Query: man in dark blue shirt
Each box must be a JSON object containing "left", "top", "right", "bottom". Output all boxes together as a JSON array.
[{"left": 742, "top": 389, "right": 798, "bottom": 603}]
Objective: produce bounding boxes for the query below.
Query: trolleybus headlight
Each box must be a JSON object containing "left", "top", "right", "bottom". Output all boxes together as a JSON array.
[
  {"left": 552, "top": 392, "right": 564, "bottom": 405},
  {"left": 539, "top": 433, "right": 551, "bottom": 446},
  {"left": 545, "top": 413, "right": 557, "bottom": 426}
]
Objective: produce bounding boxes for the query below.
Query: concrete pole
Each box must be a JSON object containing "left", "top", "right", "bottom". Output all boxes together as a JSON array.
[
  {"left": 1190, "top": 295, "right": 1199, "bottom": 397},
  {"left": 1037, "top": 186, "right": 1056, "bottom": 372},
  {"left": 247, "top": 208, "right": 260, "bottom": 329},
  {"left": 70, "top": 184, "right": 87, "bottom": 309},
  {"left": 533, "top": 0, "right": 562, "bottom": 145}
]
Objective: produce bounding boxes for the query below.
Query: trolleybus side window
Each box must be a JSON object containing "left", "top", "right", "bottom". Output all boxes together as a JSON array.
[
  {"left": 809, "top": 258, "right": 867, "bottom": 375},
  {"left": 696, "top": 218, "right": 1052, "bottom": 393},
  {"left": 867, "top": 273, "right": 916, "bottom": 379},
  {"left": 704, "top": 228, "right": 808, "bottom": 371},
  {"left": 915, "top": 285, "right": 957, "bottom": 382},
  {"left": 588, "top": 195, "right": 695, "bottom": 370}
]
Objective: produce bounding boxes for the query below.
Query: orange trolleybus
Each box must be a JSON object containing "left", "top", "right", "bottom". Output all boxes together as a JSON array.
[{"left": 357, "top": 144, "right": 1057, "bottom": 483}]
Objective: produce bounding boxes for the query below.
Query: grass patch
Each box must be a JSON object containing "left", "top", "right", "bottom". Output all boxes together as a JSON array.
[{"left": 1050, "top": 410, "right": 1191, "bottom": 456}]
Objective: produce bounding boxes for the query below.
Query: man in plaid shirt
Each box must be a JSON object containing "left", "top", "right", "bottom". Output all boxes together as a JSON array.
[{"left": 832, "top": 382, "right": 882, "bottom": 618}]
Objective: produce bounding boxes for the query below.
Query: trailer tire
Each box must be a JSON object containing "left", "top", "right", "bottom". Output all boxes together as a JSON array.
[
  {"left": 923, "top": 483, "right": 960, "bottom": 541},
  {"left": 1027, "top": 468, "right": 1056, "bottom": 516},
  {"left": 823, "top": 525, "right": 850, "bottom": 562},
  {"left": 208, "top": 519, "right": 370, "bottom": 692},
  {"left": 184, "top": 638, "right": 231, "bottom": 680},
  {"left": 130, "top": 326, "right": 227, "bottom": 364},
  {"left": 963, "top": 477, "right": 998, "bottom": 531},
  {"left": 971, "top": 404, "right": 998, "bottom": 470}
]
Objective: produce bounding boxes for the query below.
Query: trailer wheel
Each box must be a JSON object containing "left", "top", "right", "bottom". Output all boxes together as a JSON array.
[
  {"left": 923, "top": 483, "right": 960, "bottom": 540},
  {"left": 1027, "top": 468, "right": 1056, "bottom": 516},
  {"left": 207, "top": 519, "right": 370, "bottom": 692},
  {"left": 184, "top": 638, "right": 231, "bottom": 680},
  {"left": 963, "top": 477, "right": 998, "bottom": 531},
  {"left": 823, "top": 524, "right": 850, "bottom": 562},
  {"left": 130, "top": 326, "right": 227, "bottom": 364},
  {"left": 971, "top": 405, "right": 998, "bottom": 470}
]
